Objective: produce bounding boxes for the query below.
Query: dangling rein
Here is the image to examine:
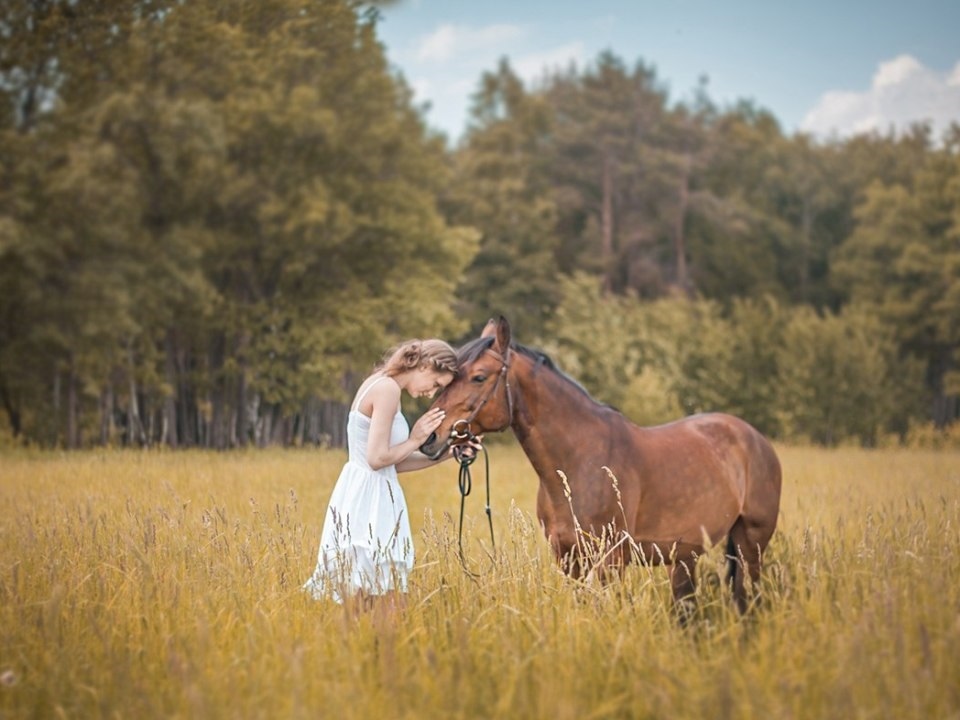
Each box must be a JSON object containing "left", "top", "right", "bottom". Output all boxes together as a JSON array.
[{"left": 450, "top": 422, "right": 495, "bottom": 577}]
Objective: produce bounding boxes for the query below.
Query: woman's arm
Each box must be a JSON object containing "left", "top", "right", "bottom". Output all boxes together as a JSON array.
[
  {"left": 396, "top": 449, "right": 452, "bottom": 473},
  {"left": 396, "top": 436, "right": 484, "bottom": 473},
  {"left": 365, "top": 379, "right": 446, "bottom": 471}
]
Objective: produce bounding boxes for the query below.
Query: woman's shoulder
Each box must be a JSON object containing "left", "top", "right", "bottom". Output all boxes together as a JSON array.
[{"left": 352, "top": 373, "right": 401, "bottom": 416}]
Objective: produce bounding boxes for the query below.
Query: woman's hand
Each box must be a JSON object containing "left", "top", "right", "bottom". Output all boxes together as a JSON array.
[
  {"left": 410, "top": 407, "right": 446, "bottom": 445},
  {"left": 451, "top": 435, "right": 484, "bottom": 463}
]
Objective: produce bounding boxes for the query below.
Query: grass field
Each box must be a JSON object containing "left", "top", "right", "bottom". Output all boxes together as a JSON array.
[{"left": 2, "top": 442, "right": 959, "bottom": 719}]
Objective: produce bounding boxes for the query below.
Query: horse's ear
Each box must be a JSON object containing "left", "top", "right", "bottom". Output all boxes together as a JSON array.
[
  {"left": 480, "top": 318, "right": 498, "bottom": 338},
  {"left": 495, "top": 316, "right": 511, "bottom": 352}
]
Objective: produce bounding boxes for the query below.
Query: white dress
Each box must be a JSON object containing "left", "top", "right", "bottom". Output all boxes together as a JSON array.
[{"left": 303, "top": 377, "right": 415, "bottom": 602}]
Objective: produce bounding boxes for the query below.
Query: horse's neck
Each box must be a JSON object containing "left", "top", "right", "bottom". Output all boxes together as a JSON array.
[{"left": 511, "top": 363, "right": 609, "bottom": 484}]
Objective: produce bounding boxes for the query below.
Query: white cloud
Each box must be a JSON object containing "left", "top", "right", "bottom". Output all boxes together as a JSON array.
[
  {"left": 802, "top": 54, "right": 960, "bottom": 140},
  {"left": 873, "top": 54, "right": 923, "bottom": 88},
  {"left": 514, "top": 41, "right": 586, "bottom": 85},
  {"left": 415, "top": 23, "right": 525, "bottom": 63},
  {"left": 949, "top": 61, "right": 960, "bottom": 87}
]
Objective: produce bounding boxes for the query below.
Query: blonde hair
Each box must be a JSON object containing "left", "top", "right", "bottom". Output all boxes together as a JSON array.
[{"left": 380, "top": 339, "right": 458, "bottom": 378}]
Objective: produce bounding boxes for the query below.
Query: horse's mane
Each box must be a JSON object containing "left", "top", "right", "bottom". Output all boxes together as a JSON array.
[{"left": 457, "top": 336, "right": 603, "bottom": 406}]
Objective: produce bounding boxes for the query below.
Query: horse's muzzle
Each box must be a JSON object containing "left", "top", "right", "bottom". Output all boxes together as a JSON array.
[{"left": 420, "top": 432, "right": 449, "bottom": 461}]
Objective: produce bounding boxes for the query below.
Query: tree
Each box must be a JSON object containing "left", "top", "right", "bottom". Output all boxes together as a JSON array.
[
  {"left": 776, "top": 306, "right": 924, "bottom": 445},
  {"left": 545, "top": 53, "right": 671, "bottom": 296},
  {"left": 832, "top": 132, "right": 960, "bottom": 427},
  {"left": 539, "top": 273, "right": 643, "bottom": 409},
  {"left": 444, "top": 59, "right": 560, "bottom": 341},
  {"left": 0, "top": 0, "right": 475, "bottom": 447}
]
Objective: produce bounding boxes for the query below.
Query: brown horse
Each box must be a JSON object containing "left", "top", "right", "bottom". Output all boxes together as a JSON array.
[{"left": 420, "top": 317, "right": 782, "bottom": 612}]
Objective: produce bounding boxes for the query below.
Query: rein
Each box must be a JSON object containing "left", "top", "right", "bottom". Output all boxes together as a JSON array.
[
  {"left": 451, "top": 425, "right": 494, "bottom": 577},
  {"left": 447, "top": 346, "right": 511, "bottom": 577}
]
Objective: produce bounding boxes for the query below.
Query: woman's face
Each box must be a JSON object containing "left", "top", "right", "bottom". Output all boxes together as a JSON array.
[{"left": 407, "top": 367, "right": 455, "bottom": 399}]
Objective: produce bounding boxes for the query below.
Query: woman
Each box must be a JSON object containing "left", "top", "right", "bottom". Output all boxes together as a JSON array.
[{"left": 303, "top": 338, "right": 465, "bottom": 608}]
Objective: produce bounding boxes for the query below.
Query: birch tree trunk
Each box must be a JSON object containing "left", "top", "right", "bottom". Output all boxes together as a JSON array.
[
  {"left": 67, "top": 362, "right": 79, "bottom": 449},
  {"left": 100, "top": 382, "right": 115, "bottom": 445},
  {"left": 674, "top": 154, "right": 692, "bottom": 295},
  {"left": 127, "top": 343, "right": 145, "bottom": 446},
  {"left": 53, "top": 369, "right": 61, "bottom": 447},
  {"left": 601, "top": 154, "right": 614, "bottom": 293},
  {"left": 163, "top": 330, "right": 178, "bottom": 448}
]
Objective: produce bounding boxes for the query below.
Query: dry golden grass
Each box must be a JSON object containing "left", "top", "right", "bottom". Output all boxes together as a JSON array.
[{"left": 2, "top": 442, "right": 959, "bottom": 719}]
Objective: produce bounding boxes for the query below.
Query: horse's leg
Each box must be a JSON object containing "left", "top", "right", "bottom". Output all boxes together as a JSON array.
[
  {"left": 564, "top": 549, "right": 584, "bottom": 579},
  {"left": 554, "top": 538, "right": 585, "bottom": 579},
  {"left": 670, "top": 552, "right": 698, "bottom": 622},
  {"left": 727, "top": 517, "right": 772, "bottom": 613},
  {"left": 728, "top": 430, "right": 781, "bottom": 613},
  {"left": 586, "top": 538, "right": 628, "bottom": 585},
  {"left": 726, "top": 527, "right": 748, "bottom": 614}
]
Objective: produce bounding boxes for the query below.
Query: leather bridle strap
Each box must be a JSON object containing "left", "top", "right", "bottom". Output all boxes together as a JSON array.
[
  {"left": 451, "top": 347, "right": 513, "bottom": 440},
  {"left": 444, "top": 346, "right": 512, "bottom": 578},
  {"left": 452, "top": 432, "right": 494, "bottom": 578}
]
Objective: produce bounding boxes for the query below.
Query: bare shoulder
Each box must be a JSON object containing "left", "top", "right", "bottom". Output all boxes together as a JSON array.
[
  {"left": 368, "top": 375, "right": 401, "bottom": 402},
  {"left": 355, "top": 374, "right": 401, "bottom": 417}
]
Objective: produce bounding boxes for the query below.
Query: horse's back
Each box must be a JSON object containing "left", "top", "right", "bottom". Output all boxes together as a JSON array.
[
  {"left": 627, "top": 412, "right": 781, "bottom": 544},
  {"left": 647, "top": 412, "right": 777, "bottom": 469}
]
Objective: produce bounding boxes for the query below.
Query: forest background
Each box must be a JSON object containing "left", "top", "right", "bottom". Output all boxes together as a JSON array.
[{"left": 1, "top": 0, "right": 958, "bottom": 451}]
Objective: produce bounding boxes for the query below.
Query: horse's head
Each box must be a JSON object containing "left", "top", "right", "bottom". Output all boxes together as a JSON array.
[{"left": 419, "top": 316, "right": 515, "bottom": 460}]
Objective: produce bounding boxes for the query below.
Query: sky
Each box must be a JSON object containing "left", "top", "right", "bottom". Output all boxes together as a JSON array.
[{"left": 375, "top": 0, "right": 960, "bottom": 145}]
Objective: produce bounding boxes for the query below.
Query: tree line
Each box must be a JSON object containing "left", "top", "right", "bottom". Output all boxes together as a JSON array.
[{"left": 1, "top": 0, "right": 958, "bottom": 449}]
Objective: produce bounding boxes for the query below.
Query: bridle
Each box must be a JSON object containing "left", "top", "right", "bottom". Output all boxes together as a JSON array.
[
  {"left": 445, "top": 345, "right": 513, "bottom": 577},
  {"left": 449, "top": 346, "right": 514, "bottom": 444}
]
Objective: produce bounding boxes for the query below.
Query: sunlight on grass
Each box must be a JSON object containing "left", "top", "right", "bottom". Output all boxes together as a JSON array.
[{"left": 2, "top": 444, "right": 959, "bottom": 718}]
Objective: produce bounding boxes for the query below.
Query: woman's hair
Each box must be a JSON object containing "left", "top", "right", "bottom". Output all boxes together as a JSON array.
[{"left": 380, "top": 339, "right": 458, "bottom": 378}]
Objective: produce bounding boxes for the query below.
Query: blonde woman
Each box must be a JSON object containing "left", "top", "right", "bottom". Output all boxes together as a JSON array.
[{"left": 303, "top": 339, "right": 469, "bottom": 609}]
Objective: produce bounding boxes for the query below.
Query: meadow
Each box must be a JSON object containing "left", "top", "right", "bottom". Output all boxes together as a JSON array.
[{"left": 1, "top": 442, "right": 959, "bottom": 719}]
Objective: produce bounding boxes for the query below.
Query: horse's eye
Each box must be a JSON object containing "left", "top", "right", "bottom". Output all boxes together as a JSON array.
[{"left": 471, "top": 375, "right": 486, "bottom": 383}]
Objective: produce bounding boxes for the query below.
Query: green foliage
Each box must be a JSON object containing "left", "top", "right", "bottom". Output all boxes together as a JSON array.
[
  {"left": 544, "top": 55, "right": 674, "bottom": 295},
  {"left": 539, "top": 273, "right": 642, "bottom": 409},
  {"left": 536, "top": 274, "right": 922, "bottom": 444},
  {"left": 776, "top": 305, "right": 925, "bottom": 445},
  {"left": 1, "top": 9, "right": 957, "bottom": 446},
  {"left": 445, "top": 60, "right": 560, "bottom": 341},
  {"left": 0, "top": 0, "right": 472, "bottom": 446},
  {"left": 832, "top": 137, "right": 960, "bottom": 426},
  {"left": 619, "top": 366, "right": 683, "bottom": 427}
]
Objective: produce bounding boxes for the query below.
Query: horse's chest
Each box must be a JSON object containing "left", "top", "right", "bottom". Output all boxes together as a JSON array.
[{"left": 537, "top": 487, "right": 622, "bottom": 555}]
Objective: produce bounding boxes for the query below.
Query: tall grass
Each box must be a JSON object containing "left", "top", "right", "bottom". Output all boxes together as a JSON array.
[{"left": 2, "top": 444, "right": 959, "bottom": 719}]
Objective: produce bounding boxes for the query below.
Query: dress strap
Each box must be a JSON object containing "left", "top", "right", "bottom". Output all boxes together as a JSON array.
[{"left": 351, "top": 375, "right": 391, "bottom": 413}]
